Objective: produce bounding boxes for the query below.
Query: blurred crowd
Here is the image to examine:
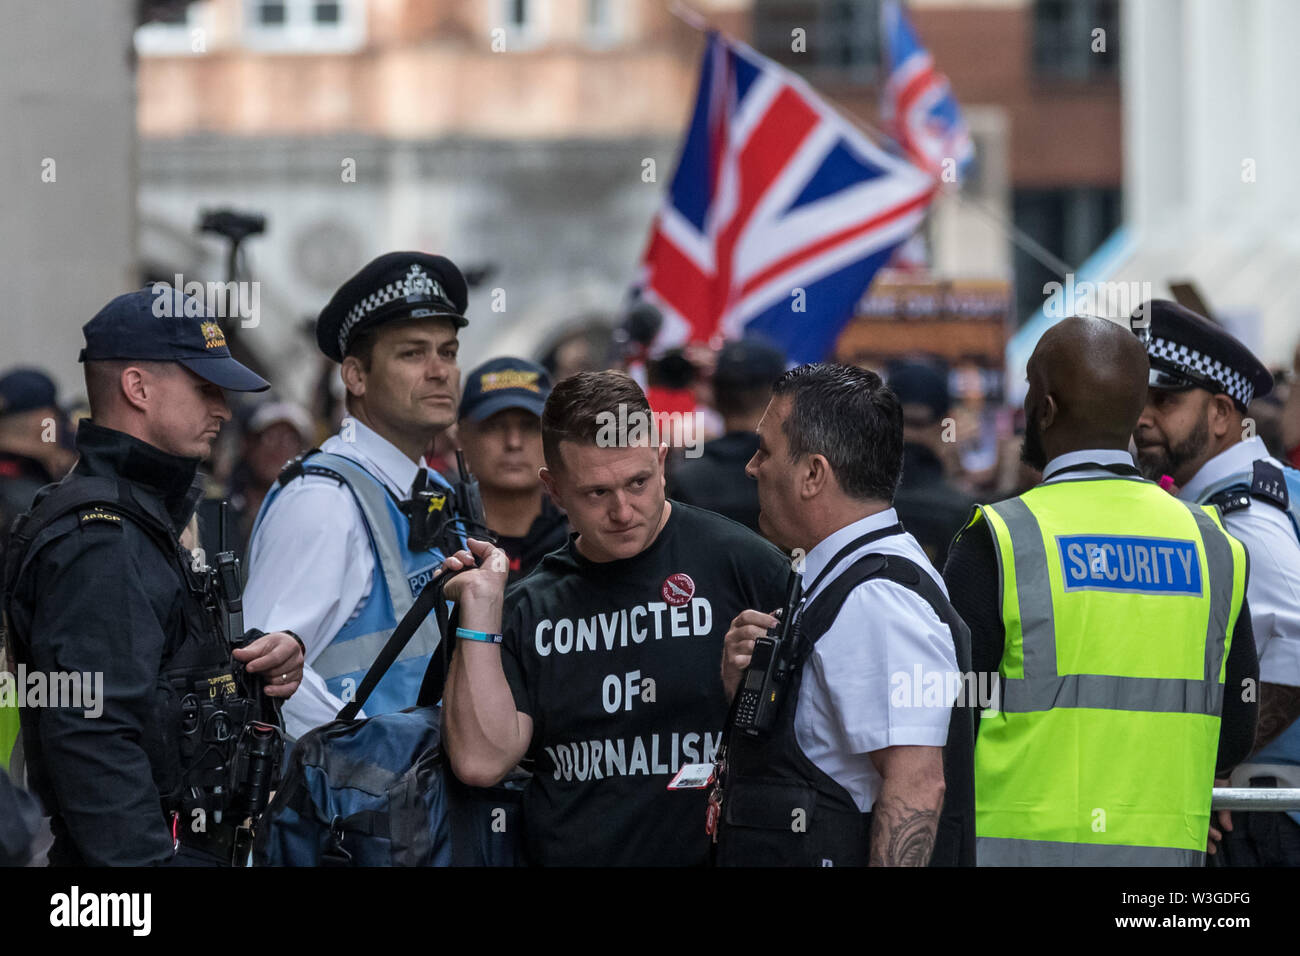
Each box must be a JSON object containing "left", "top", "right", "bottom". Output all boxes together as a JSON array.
[{"left": 3, "top": 324, "right": 1299, "bottom": 571}]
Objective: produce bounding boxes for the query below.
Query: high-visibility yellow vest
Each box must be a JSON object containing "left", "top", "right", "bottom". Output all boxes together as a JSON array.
[
  {"left": 0, "top": 698, "right": 16, "bottom": 771},
  {"left": 1, "top": 637, "right": 17, "bottom": 771},
  {"left": 970, "top": 475, "right": 1247, "bottom": 866}
]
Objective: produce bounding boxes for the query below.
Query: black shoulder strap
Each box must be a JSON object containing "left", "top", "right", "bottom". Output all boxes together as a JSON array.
[
  {"left": 274, "top": 448, "right": 326, "bottom": 486},
  {"left": 1206, "top": 483, "right": 1253, "bottom": 516},
  {"left": 790, "top": 551, "right": 975, "bottom": 867},
  {"left": 797, "top": 550, "right": 970, "bottom": 664},
  {"left": 335, "top": 571, "right": 452, "bottom": 721},
  {"left": 3, "top": 475, "right": 179, "bottom": 597},
  {"left": 1205, "top": 460, "right": 1291, "bottom": 517},
  {"left": 796, "top": 552, "right": 891, "bottom": 650}
]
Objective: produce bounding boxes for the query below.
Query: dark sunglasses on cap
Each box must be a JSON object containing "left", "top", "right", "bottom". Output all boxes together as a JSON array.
[{"left": 1147, "top": 362, "right": 1219, "bottom": 396}]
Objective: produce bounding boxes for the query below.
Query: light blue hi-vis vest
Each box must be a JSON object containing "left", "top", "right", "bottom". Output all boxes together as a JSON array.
[
  {"left": 1198, "top": 459, "right": 1300, "bottom": 820},
  {"left": 253, "top": 451, "right": 454, "bottom": 719}
]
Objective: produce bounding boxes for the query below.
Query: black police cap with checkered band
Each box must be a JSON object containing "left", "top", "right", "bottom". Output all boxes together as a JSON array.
[
  {"left": 316, "top": 252, "right": 469, "bottom": 362},
  {"left": 1129, "top": 299, "right": 1272, "bottom": 412}
]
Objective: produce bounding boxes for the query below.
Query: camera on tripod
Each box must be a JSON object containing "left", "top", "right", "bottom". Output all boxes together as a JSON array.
[{"left": 199, "top": 209, "right": 266, "bottom": 245}]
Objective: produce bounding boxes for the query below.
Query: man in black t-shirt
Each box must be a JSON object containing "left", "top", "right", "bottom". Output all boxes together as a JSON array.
[{"left": 441, "top": 371, "right": 788, "bottom": 866}]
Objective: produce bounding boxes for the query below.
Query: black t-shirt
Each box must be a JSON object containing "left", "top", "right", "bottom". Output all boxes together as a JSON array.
[{"left": 501, "top": 500, "right": 789, "bottom": 866}]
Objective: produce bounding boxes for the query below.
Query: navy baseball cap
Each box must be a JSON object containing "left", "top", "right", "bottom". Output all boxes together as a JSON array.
[
  {"left": 317, "top": 252, "right": 469, "bottom": 363},
  {"left": 459, "top": 357, "right": 552, "bottom": 423},
  {"left": 79, "top": 287, "right": 270, "bottom": 392},
  {"left": 0, "top": 367, "right": 59, "bottom": 416}
]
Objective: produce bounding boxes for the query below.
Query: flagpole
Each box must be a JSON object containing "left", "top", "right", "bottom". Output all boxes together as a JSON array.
[
  {"left": 667, "top": 0, "right": 710, "bottom": 32},
  {"left": 664, "top": 1, "right": 1076, "bottom": 283}
]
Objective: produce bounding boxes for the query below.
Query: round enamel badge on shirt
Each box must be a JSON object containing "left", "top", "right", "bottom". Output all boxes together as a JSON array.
[{"left": 662, "top": 572, "right": 695, "bottom": 606}]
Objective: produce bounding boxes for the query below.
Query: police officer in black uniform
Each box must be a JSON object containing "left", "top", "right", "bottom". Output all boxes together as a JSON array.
[{"left": 1, "top": 288, "right": 305, "bottom": 866}]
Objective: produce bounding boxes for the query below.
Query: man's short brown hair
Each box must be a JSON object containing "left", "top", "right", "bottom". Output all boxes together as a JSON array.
[
  {"left": 82, "top": 359, "right": 177, "bottom": 419},
  {"left": 541, "top": 370, "right": 651, "bottom": 471}
]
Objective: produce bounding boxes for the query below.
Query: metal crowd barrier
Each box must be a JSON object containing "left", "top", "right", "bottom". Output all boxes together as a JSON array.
[{"left": 1211, "top": 788, "right": 1300, "bottom": 811}]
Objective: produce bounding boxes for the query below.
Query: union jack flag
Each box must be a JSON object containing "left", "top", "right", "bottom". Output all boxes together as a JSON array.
[
  {"left": 881, "top": 0, "right": 975, "bottom": 180},
  {"left": 636, "top": 31, "right": 936, "bottom": 365}
]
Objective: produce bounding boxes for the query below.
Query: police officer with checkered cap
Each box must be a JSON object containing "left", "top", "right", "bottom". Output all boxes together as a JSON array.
[
  {"left": 1132, "top": 298, "right": 1300, "bottom": 866},
  {"left": 244, "top": 253, "right": 475, "bottom": 739}
]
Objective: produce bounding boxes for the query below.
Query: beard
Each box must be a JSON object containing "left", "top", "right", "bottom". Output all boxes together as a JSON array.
[
  {"left": 1020, "top": 409, "right": 1047, "bottom": 472},
  {"left": 1136, "top": 414, "right": 1210, "bottom": 483}
]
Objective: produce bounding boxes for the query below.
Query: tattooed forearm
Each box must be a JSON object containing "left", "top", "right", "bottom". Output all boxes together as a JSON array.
[
  {"left": 1255, "top": 682, "right": 1300, "bottom": 752},
  {"left": 869, "top": 794, "right": 940, "bottom": 867}
]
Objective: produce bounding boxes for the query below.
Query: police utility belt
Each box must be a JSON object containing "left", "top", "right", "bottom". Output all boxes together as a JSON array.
[{"left": 2, "top": 476, "right": 284, "bottom": 865}]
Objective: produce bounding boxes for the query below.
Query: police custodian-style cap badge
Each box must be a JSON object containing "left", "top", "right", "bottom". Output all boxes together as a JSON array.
[
  {"left": 316, "top": 252, "right": 470, "bottom": 362},
  {"left": 78, "top": 288, "right": 270, "bottom": 392},
  {"left": 1130, "top": 299, "right": 1272, "bottom": 411}
]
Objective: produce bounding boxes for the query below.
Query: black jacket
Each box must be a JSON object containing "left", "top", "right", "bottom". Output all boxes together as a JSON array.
[
  {"left": 892, "top": 443, "right": 976, "bottom": 568},
  {"left": 667, "top": 432, "right": 761, "bottom": 533},
  {"left": 4, "top": 421, "right": 209, "bottom": 865},
  {"left": 497, "top": 495, "right": 570, "bottom": 586}
]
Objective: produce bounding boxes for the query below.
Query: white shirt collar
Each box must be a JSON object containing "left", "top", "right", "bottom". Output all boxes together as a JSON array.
[
  {"left": 1180, "top": 437, "right": 1270, "bottom": 503},
  {"left": 800, "top": 508, "right": 902, "bottom": 598},
  {"left": 334, "top": 417, "right": 427, "bottom": 497},
  {"left": 1041, "top": 448, "right": 1136, "bottom": 482}
]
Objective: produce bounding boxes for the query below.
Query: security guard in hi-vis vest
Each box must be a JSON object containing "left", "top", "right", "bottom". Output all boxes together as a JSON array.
[
  {"left": 943, "top": 315, "right": 1259, "bottom": 866},
  {"left": 1132, "top": 299, "right": 1300, "bottom": 866},
  {"left": 1, "top": 288, "right": 304, "bottom": 866},
  {"left": 245, "top": 252, "right": 473, "bottom": 740}
]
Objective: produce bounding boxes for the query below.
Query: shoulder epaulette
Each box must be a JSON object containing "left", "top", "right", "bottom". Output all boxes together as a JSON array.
[
  {"left": 77, "top": 507, "right": 124, "bottom": 528},
  {"left": 1207, "top": 484, "right": 1253, "bottom": 516},
  {"left": 1250, "top": 460, "right": 1289, "bottom": 511},
  {"left": 275, "top": 447, "right": 344, "bottom": 487}
]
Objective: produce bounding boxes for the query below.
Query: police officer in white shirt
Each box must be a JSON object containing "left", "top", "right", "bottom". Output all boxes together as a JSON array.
[
  {"left": 1132, "top": 298, "right": 1300, "bottom": 866},
  {"left": 244, "top": 252, "right": 471, "bottom": 739},
  {"left": 715, "top": 363, "right": 974, "bottom": 866}
]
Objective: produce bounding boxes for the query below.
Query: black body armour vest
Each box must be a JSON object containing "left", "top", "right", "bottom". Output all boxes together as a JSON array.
[
  {"left": 714, "top": 551, "right": 975, "bottom": 867},
  {"left": 3, "top": 476, "right": 281, "bottom": 861}
]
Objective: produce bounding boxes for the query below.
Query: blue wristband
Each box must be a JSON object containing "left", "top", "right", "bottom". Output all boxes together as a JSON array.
[{"left": 456, "top": 627, "right": 503, "bottom": 644}]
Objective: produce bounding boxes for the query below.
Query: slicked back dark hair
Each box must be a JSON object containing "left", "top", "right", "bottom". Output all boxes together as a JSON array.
[
  {"left": 542, "top": 370, "right": 651, "bottom": 470},
  {"left": 771, "top": 363, "right": 903, "bottom": 502}
]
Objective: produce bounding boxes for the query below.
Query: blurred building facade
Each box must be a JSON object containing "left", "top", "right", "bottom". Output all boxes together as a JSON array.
[
  {"left": 137, "top": 0, "right": 712, "bottom": 397},
  {"left": 3, "top": 1, "right": 137, "bottom": 398},
  {"left": 1114, "top": 0, "right": 1299, "bottom": 365},
  {"left": 135, "top": 0, "right": 1124, "bottom": 397}
]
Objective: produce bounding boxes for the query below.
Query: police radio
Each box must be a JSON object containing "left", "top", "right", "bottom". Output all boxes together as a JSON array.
[
  {"left": 732, "top": 566, "right": 804, "bottom": 737},
  {"left": 403, "top": 450, "right": 495, "bottom": 553},
  {"left": 452, "top": 449, "right": 491, "bottom": 539}
]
